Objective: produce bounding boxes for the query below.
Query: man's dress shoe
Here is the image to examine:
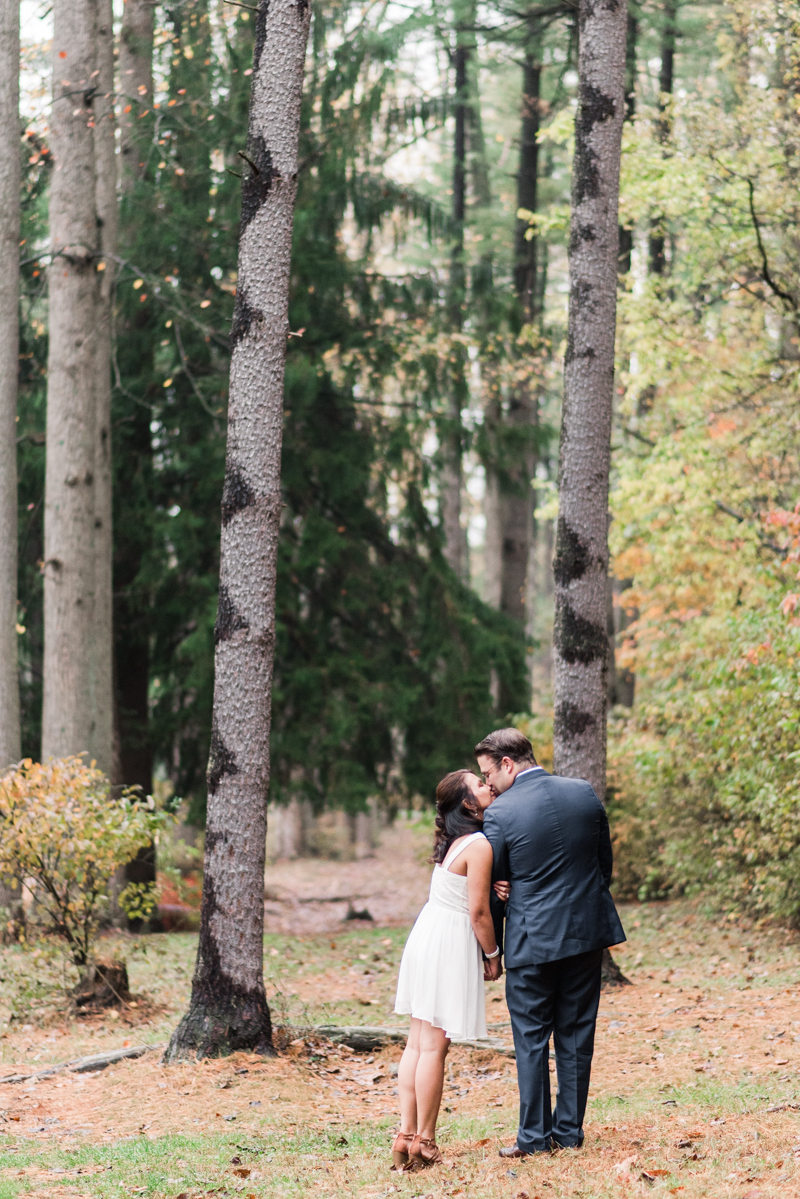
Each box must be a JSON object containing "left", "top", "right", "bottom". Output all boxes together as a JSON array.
[{"left": 498, "top": 1144, "right": 530, "bottom": 1159}]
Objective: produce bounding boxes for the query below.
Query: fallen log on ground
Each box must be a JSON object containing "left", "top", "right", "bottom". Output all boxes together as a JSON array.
[
  {"left": 0, "top": 1043, "right": 161, "bottom": 1085},
  {"left": 1, "top": 1026, "right": 513, "bottom": 1085},
  {"left": 310, "top": 1025, "right": 515, "bottom": 1057}
]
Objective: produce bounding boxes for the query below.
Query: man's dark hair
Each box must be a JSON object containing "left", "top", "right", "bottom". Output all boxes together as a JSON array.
[{"left": 474, "top": 727, "right": 536, "bottom": 767}]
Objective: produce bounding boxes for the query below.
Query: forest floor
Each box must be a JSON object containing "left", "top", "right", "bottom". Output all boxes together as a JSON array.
[{"left": 2, "top": 818, "right": 800, "bottom": 1199}]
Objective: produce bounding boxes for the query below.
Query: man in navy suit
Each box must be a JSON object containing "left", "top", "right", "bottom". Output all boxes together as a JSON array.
[{"left": 476, "top": 727, "right": 625, "bottom": 1157}]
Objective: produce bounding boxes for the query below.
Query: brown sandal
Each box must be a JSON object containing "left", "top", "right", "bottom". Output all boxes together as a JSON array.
[
  {"left": 391, "top": 1131, "right": 414, "bottom": 1170},
  {"left": 407, "top": 1135, "right": 443, "bottom": 1170}
]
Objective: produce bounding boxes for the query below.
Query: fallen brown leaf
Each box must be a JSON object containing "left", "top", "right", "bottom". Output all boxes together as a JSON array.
[{"left": 613, "top": 1153, "right": 639, "bottom": 1184}]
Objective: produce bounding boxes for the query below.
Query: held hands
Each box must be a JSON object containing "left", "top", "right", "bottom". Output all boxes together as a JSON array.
[
  {"left": 484, "top": 955, "right": 503, "bottom": 982},
  {"left": 493, "top": 879, "right": 511, "bottom": 902}
]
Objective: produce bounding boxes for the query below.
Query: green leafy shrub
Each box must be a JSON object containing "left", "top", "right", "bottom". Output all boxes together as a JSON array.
[{"left": 0, "top": 756, "right": 174, "bottom": 965}]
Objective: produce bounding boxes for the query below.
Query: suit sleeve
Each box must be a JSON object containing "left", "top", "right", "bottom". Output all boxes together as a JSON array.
[{"left": 482, "top": 805, "right": 509, "bottom": 958}]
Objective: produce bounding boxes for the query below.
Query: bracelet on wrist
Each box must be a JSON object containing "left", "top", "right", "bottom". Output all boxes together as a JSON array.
[{"left": 485, "top": 946, "right": 500, "bottom": 960}]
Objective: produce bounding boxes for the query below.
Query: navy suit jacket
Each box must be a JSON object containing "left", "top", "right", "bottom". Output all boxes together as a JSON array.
[{"left": 482, "top": 767, "right": 625, "bottom": 967}]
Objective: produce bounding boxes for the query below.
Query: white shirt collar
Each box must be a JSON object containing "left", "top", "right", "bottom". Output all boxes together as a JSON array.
[{"left": 514, "top": 766, "right": 543, "bottom": 781}]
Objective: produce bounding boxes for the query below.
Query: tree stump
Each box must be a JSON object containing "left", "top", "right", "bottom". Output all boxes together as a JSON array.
[
  {"left": 601, "top": 947, "right": 631, "bottom": 990},
  {"left": 73, "top": 959, "right": 130, "bottom": 1008}
]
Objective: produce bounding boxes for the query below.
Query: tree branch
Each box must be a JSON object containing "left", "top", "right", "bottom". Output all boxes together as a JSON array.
[
  {"left": 746, "top": 178, "right": 799, "bottom": 314},
  {"left": 714, "top": 500, "right": 787, "bottom": 555},
  {"left": 623, "top": 426, "right": 655, "bottom": 447}
]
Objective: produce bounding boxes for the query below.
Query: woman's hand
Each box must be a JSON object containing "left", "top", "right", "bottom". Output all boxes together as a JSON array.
[
  {"left": 484, "top": 956, "right": 503, "bottom": 981},
  {"left": 493, "top": 880, "right": 510, "bottom": 903}
]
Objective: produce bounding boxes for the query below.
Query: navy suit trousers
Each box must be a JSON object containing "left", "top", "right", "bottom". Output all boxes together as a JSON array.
[{"left": 505, "top": 948, "right": 603, "bottom": 1152}]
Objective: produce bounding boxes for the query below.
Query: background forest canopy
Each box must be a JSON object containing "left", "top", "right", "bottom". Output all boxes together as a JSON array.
[{"left": 12, "top": 0, "right": 800, "bottom": 918}]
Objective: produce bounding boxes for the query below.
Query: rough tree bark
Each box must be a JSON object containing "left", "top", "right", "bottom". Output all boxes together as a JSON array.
[
  {"left": 618, "top": 3, "right": 637, "bottom": 275},
  {"left": 119, "top": 0, "right": 154, "bottom": 188},
  {"left": 552, "top": 0, "right": 627, "bottom": 799},
  {"left": 0, "top": 0, "right": 21, "bottom": 772},
  {"left": 648, "top": 0, "right": 676, "bottom": 275},
  {"left": 90, "top": 0, "right": 116, "bottom": 779},
  {"left": 166, "top": 0, "right": 311, "bottom": 1060},
  {"left": 440, "top": 20, "right": 470, "bottom": 581},
  {"left": 42, "top": 0, "right": 101, "bottom": 765}
]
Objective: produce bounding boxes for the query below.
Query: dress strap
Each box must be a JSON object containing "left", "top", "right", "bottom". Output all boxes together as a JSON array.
[{"left": 442, "top": 831, "right": 485, "bottom": 873}]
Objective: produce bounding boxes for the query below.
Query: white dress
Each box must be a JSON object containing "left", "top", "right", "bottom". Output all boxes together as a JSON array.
[{"left": 394, "top": 831, "right": 488, "bottom": 1042}]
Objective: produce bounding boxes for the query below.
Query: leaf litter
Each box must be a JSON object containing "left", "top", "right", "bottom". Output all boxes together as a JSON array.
[{"left": 1, "top": 832, "right": 800, "bottom": 1195}]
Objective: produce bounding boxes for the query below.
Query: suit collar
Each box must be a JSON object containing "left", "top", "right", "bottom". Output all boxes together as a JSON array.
[{"left": 506, "top": 766, "right": 547, "bottom": 793}]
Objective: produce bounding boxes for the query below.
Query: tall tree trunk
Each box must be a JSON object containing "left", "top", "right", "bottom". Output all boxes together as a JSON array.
[
  {"left": 119, "top": 0, "right": 154, "bottom": 188},
  {"left": 552, "top": 0, "right": 627, "bottom": 799},
  {"left": 116, "top": 0, "right": 154, "bottom": 791},
  {"left": 0, "top": 0, "right": 21, "bottom": 772},
  {"left": 441, "top": 15, "right": 469, "bottom": 581},
  {"left": 611, "top": 4, "right": 638, "bottom": 708},
  {"left": 42, "top": 0, "right": 101, "bottom": 765},
  {"left": 91, "top": 0, "right": 116, "bottom": 779},
  {"left": 166, "top": 0, "right": 311, "bottom": 1061},
  {"left": 500, "top": 49, "right": 540, "bottom": 632},
  {"left": 485, "top": 44, "right": 541, "bottom": 644},
  {"left": 648, "top": 0, "right": 676, "bottom": 276},
  {"left": 609, "top": 576, "right": 635, "bottom": 707},
  {"left": 115, "top": 0, "right": 156, "bottom": 918},
  {"left": 618, "top": 4, "right": 637, "bottom": 275},
  {"left": 514, "top": 54, "right": 540, "bottom": 318},
  {"left": 0, "top": 0, "right": 24, "bottom": 939},
  {"left": 467, "top": 30, "right": 492, "bottom": 292}
]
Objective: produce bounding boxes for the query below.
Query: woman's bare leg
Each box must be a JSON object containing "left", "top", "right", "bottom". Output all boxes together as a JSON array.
[
  {"left": 414, "top": 1020, "right": 450, "bottom": 1141},
  {"left": 398, "top": 1018, "right": 421, "bottom": 1135}
]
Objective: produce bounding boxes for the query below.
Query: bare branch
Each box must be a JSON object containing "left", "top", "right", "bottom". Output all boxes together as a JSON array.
[
  {"left": 714, "top": 500, "right": 787, "bottom": 555},
  {"left": 746, "top": 178, "right": 799, "bottom": 315}
]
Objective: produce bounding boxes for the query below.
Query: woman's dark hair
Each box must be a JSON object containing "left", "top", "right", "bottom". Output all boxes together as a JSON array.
[{"left": 431, "top": 769, "right": 483, "bottom": 864}]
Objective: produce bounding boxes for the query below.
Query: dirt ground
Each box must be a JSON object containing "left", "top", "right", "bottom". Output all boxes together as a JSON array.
[
  {"left": 2, "top": 818, "right": 800, "bottom": 1199},
  {"left": 261, "top": 818, "right": 433, "bottom": 935}
]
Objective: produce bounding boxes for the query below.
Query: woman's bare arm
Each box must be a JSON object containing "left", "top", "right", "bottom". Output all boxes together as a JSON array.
[{"left": 464, "top": 838, "right": 499, "bottom": 957}]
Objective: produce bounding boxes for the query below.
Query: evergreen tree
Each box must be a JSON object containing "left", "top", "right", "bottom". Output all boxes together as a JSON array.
[
  {"left": 13, "top": 0, "right": 528, "bottom": 830},
  {"left": 104, "top": 0, "right": 528, "bottom": 827}
]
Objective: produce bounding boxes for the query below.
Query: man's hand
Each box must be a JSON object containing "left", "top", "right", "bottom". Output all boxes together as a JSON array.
[{"left": 484, "top": 956, "right": 503, "bottom": 982}]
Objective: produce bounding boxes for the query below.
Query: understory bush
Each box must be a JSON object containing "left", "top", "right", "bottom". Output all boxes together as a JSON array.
[
  {"left": 607, "top": 590, "right": 800, "bottom": 921},
  {"left": 606, "top": 11, "right": 800, "bottom": 923},
  {"left": 0, "top": 756, "right": 174, "bottom": 966}
]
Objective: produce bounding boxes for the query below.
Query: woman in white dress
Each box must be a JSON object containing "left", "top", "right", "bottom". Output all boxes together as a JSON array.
[{"left": 392, "top": 768, "right": 509, "bottom": 1171}]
